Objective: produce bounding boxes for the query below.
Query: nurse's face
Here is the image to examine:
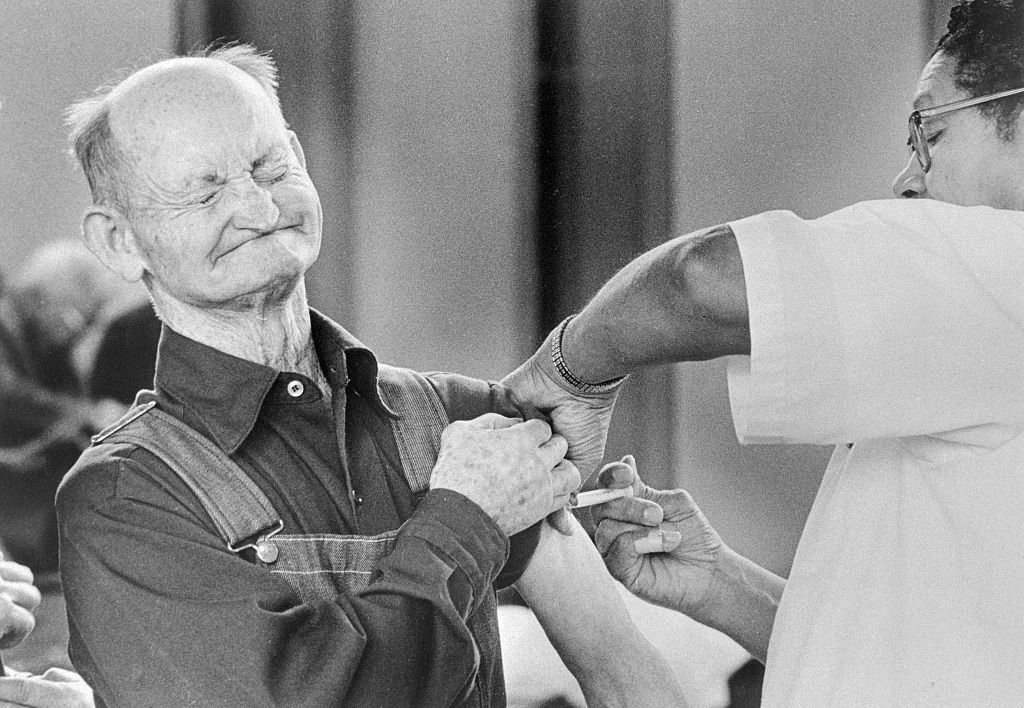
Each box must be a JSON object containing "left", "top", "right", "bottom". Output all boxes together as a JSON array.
[{"left": 891, "top": 52, "right": 1024, "bottom": 210}]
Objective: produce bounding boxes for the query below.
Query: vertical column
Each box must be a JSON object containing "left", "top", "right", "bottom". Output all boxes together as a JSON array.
[{"left": 535, "top": 0, "right": 676, "bottom": 486}]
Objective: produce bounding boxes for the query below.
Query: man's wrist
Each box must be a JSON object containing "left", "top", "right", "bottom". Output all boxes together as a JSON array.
[{"left": 547, "top": 315, "right": 627, "bottom": 397}]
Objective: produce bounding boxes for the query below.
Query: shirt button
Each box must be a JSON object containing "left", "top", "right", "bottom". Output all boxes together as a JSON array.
[
  {"left": 287, "top": 380, "right": 304, "bottom": 397},
  {"left": 351, "top": 489, "right": 363, "bottom": 506}
]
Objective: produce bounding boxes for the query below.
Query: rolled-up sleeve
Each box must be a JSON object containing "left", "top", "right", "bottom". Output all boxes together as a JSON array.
[{"left": 726, "top": 199, "right": 1024, "bottom": 448}]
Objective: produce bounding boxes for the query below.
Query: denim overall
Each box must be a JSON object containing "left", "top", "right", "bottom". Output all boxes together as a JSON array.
[{"left": 92, "top": 364, "right": 500, "bottom": 706}]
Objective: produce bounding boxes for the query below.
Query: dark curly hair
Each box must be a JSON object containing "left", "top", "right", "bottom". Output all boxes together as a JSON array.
[{"left": 935, "top": 0, "right": 1024, "bottom": 139}]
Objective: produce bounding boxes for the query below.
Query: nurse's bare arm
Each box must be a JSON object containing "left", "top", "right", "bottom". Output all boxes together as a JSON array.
[
  {"left": 562, "top": 224, "right": 750, "bottom": 381},
  {"left": 514, "top": 515, "right": 690, "bottom": 708}
]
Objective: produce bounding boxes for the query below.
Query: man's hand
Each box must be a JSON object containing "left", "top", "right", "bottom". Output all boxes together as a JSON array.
[
  {"left": 430, "top": 413, "right": 581, "bottom": 536},
  {"left": 502, "top": 339, "right": 618, "bottom": 483},
  {"left": 0, "top": 555, "right": 41, "bottom": 650},
  {"left": 591, "top": 457, "right": 724, "bottom": 620},
  {"left": 0, "top": 668, "right": 95, "bottom": 707}
]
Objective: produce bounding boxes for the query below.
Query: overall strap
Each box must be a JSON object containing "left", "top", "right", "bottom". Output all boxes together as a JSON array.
[
  {"left": 375, "top": 365, "right": 449, "bottom": 495},
  {"left": 92, "top": 396, "right": 283, "bottom": 559},
  {"left": 374, "top": 365, "right": 495, "bottom": 707}
]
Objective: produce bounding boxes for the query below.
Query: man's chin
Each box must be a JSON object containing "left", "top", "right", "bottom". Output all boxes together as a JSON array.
[{"left": 221, "top": 271, "right": 307, "bottom": 309}]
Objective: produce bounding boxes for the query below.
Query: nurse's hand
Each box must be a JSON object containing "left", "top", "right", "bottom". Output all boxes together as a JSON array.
[
  {"left": 591, "top": 456, "right": 725, "bottom": 618},
  {"left": 592, "top": 456, "right": 783, "bottom": 663},
  {"left": 502, "top": 331, "right": 620, "bottom": 485}
]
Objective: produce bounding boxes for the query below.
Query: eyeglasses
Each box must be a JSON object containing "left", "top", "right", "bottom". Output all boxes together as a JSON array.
[{"left": 908, "top": 85, "right": 1024, "bottom": 172}]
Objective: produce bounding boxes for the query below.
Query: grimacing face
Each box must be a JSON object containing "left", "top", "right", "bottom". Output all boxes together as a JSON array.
[
  {"left": 111, "top": 60, "right": 323, "bottom": 312},
  {"left": 892, "top": 51, "right": 1024, "bottom": 210}
]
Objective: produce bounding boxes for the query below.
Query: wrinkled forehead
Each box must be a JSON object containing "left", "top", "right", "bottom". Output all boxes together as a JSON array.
[{"left": 107, "top": 58, "right": 286, "bottom": 162}]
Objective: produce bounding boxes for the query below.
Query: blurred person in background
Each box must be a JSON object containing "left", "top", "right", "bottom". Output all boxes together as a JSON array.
[
  {"left": 0, "top": 239, "right": 127, "bottom": 574},
  {"left": 0, "top": 241, "right": 126, "bottom": 707},
  {"left": 0, "top": 549, "right": 93, "bottom": 706}
]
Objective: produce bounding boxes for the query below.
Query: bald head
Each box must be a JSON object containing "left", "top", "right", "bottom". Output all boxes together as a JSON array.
[
  {"left": 66, "top": 44, "right": 282, "bottom": 216},
  {"left": 109, "top": 59, "right": 290, "bottom": 214}
]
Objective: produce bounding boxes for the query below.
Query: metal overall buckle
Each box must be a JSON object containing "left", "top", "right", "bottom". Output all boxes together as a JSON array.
[{"left": 228, "top": 519, "right": 285, "bottom": 564}]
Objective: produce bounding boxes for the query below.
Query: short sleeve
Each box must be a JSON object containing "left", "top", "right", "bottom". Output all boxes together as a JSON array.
[{"left": 726, "top": 199, "right": 1024, "bottom": 448}]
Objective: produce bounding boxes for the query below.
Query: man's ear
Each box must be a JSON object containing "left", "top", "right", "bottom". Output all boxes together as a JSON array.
[
  {"left": 288, "top": 130, "right": 307, "bottom": 169},
  {"left": 81, "top": 205, "right": 147, "bottom": 283}
]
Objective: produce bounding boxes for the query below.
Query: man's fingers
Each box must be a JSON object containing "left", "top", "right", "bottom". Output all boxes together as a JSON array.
[
  {"left": 551, "top": 459, "right": 581, "bottom": 499},
  {"left": 521, "top": 416, "right": 554, "bottom": 440},
  {"left": 537, "top": 432, "right": 568, "bottom": 469},
  {"left": 467, "top": 413, "right": 522, "bottom": 430},
  {"left": 37, "top": 668, "right": 83, "bottom": 683},
  {"left": 546, "top": 507, "right": 575, "bottom": 536},
  {"left": 546, "top": 458, "right": 581, "bottom": 536},
  {"left": 508, "top": 391, "right": 551, "bottom": 424}
]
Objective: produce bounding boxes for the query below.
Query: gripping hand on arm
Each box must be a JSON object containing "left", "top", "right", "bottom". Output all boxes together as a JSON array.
[
  {"left": 430, "top": 413, "right": 581, "bottom": 536},
  {"left": 592, "top": 457, "right": 783, "bottom": 663}
]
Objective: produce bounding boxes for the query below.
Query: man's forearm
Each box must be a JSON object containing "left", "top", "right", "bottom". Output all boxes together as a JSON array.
[
  {"left": 517, "top": 518, "right": 689, "bottom": 707},
  {"left": 561, "top": 224, "right": 751, "bottom": 384}
]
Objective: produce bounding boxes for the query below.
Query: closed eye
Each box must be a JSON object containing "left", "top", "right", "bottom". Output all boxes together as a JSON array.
[{"left": 255, "top": 166, "right": 290, "bottom": 185}]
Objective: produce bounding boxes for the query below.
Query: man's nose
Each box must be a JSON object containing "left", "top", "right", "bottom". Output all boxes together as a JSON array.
[
  {"left": 891, "top": 154, "right": 926, "bottom": 199},
  {"left": 230, "top": 177, "right": 280, "bottom": 230}
]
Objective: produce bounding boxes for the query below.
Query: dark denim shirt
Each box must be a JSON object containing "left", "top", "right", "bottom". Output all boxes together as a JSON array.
[{"left": 57, "top": 310, "right": 538, "bottom": 707}]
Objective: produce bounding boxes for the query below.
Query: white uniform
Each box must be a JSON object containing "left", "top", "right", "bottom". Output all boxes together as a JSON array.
[{"left": 726, "top": 200, "right": 1024, "bottom": 707}]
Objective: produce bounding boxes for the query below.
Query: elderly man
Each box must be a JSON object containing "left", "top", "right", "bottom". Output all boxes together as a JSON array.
[
  {"left": 506, "top": 0, "right": 1024, "bottom": 706},
  {"left": 58, "top": 46, "right": 683, "bottom": 707}
]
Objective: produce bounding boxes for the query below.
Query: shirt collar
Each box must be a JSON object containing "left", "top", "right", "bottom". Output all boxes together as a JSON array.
[{"left": 154, "top": 309, "right": 390, "bottom": 453}]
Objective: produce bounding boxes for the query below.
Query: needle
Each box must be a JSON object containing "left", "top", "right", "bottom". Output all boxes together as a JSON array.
[{"left": 570, "top": 486, "right": 634, "bottom": 508}]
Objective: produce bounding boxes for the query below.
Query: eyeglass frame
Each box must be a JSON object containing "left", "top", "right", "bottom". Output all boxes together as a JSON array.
[{"left": 908, "top": 85, "right": 1024, "bottom": 173}]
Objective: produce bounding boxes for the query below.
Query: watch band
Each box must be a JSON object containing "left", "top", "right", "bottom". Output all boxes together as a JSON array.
[{"left": 550, "top": 315, "right": 627, "bottom": 395}]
